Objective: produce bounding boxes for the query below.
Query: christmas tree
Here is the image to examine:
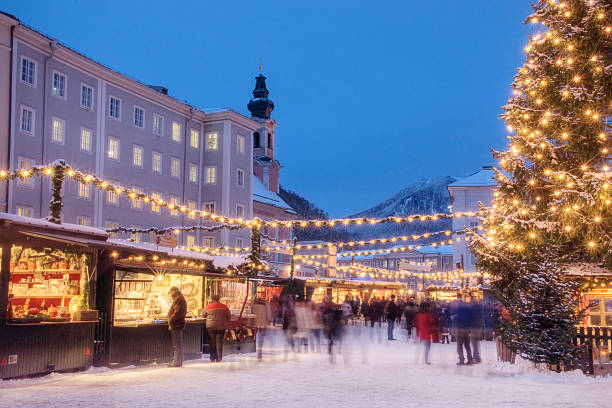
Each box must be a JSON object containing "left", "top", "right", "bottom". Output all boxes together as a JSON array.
[{"left": 470, "top": 0, "right": 611, "bottom": 365}]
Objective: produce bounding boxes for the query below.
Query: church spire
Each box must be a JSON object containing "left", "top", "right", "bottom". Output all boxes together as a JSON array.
[{"left": 247, "top": 67, "right": 274, "bottom": 120}]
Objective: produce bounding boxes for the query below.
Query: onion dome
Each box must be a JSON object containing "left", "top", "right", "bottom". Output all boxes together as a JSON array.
[{"left": 247, "top": 74, "right": 274, "bottom": 120}]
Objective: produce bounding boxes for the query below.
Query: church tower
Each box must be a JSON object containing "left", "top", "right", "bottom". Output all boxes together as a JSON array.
[{"left": 248, "top": 73, "right": 282, "bottom": 194}]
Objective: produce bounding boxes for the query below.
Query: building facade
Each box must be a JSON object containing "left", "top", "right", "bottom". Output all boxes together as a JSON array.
[
  {"left": 447, "top": 166, "right": 496, "bottom": 273},
  {"left": 0, "top": 12, "right": 301, "bottom": 251}
]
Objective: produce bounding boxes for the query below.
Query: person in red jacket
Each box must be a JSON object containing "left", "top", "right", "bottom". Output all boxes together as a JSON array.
[
  {"left": 414, "top": 302, "right": 435, "bottom": 365},
  {"left": 203, "top": 294, "right": 231, "bottom": 362}
]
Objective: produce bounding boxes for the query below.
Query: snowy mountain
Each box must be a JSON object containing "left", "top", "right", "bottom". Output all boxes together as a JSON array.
[
  {"left": 344, "top": 176, "right": 457, "bottom": 241},
  {"left": 281, "top": 176, "right": 457, "bottom": 243},
  {"left": 349, "top": 176, "right": 457, "bottom": 219}
]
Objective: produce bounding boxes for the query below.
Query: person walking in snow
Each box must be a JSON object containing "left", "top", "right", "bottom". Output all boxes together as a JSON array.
[
  {"left": 454, "top": 296, "right": 474, "bottom": 365},
  {"left": 252, "top": 297, "right": 272, "bottom": 361},
  {"left": 470, "top": 299, "right": 484, "bottom": 363},
  {"left": 341, "top": 295, "right": 354, "bottom": 325},
  {"left": 203, "top": 294, "right": 231, "bottom": 362},
  {"left": 167, "top": 286, "right": 187, "bottom": 367},
  {"left": 414, "top": 302, "right": 435, "bottom": 364},
  {"left": 360, "top": 298, "right": 371, "bottom": 326},
  {"left": 322, "top": 296, "right": 342, "bottom": 363},
  {"left": 404, "top": 300, "right": 417, "bottom": 339},
  {"left": 384, "top": 294, "right": 399, "bottom": 340}
]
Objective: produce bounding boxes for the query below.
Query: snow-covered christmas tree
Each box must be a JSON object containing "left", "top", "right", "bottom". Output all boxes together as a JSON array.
[{"left": 471, "top": 0, "right": 612, "bottom": 364}]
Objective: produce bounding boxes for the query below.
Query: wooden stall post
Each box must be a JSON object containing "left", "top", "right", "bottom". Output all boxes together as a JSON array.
[{"left": 0, "top": 244, "right": 9, "bottom": 322}]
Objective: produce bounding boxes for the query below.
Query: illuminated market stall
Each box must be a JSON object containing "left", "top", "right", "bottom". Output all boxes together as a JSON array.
[
  {"left": 0, "top": 213, "right": 105, "bottom": 379},
  {"left": 94, "top": 241, "right": 256, "bottom": 367}
]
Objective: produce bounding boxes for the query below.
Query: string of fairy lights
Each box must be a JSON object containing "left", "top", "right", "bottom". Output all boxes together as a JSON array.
[
  {"left": 0, "top": 161, "right": 483, "bottom": 229},
  {"left": 483, "top": 0, "right": 612, "bottom": 255}
]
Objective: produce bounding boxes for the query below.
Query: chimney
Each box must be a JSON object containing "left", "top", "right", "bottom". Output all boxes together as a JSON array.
[{"left": 148, "top": 85, "right": 168, "bottom": 95}]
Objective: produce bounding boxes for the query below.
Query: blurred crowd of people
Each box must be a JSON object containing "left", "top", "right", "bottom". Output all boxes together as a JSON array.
[{"left": 253, "top": 292, "right": 503, "bottom": 365}]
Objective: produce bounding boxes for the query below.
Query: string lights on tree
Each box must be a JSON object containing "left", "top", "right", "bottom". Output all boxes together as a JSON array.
[{"left": 470, "top": 0, "right": 611, "bottom": 366}]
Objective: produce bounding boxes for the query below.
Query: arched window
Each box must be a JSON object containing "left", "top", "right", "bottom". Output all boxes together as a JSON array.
[
  {"left": 253, "top": 132, "right": 260, "bottom": 148},
  {"left": 267, "top": 133, "right": 273, "bottom": 149}
]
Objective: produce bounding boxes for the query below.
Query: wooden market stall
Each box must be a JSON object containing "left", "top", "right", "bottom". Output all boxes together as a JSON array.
[
  {"left": 93, "top": 241, "right": 257, "bottom": 367},
  {"left": 0, "top": 213, "right": 105, "bottom": 379},
  {"left": 303, "top": 277, "right": 405, "bottom": 303}
]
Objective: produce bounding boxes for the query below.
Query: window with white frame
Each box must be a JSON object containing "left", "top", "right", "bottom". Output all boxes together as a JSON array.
[
  {"left": 203, "top": 236, "right": 214, "bottom": 248},
  {"left": 236, "top": 168, "right": 245, "bottom": 187},
  {"left": 237, "top": 135, "right": 245, "bottom": 154},
  {"left": 153, "top": 114, "right": 163, "bottom": 136},
  {"left": 205, "top": 166, "right": 216, "bottom": 184},
  {"left": 80, "top": 83, "right": 93, "bottom": 110},
  {"left": 105, "top": 221, "right": 118, "bottom": 239},
  {"left": 133, "top": 145, "right": 143, "bottom": 168},
  {"left": 109, "top": 96, "right": 121, "bottom": 119},
  {"left": 17, "top": 157, "right": 34, "bottom": 188},
  {"left": 20, "top": 106, "right": 34, "bottom": 134},
  {"left": 170, "top": 157, "right": 180, "bottom": 178},
  {"left": 77, "top": 216, "right": 91, "bottom": 226},
  {"left": 108, "top": 137, "right": 120, "bottom": 160},
  {"left": 172, "top": 121, "right": 181, "bottom": 142},
  {"left": 170, "top": 196, "right": 180, "bottom": 216},
  {"left": 52, "top": 71, "right": 66, "bottom": 98},
  {"left": 151, "top": 192, "right": 161, "bottom": 213},
  {"left": 188, "top": 200, "right": 196, "bottom": 219},
  {"left": 236, "top": 237, "right": 244, "bottom": 248},
  {"left": 190, "top": 129, "right": 200, "bottom": 149},
  {"left": 20, "top": 56, "right": 36, "bottom": 85},
  {"left": 203, "top": 202, "right": 216, "bottom": 214},
  {"left": 187, "top": 234, "right": 196, "bottom": 248},
  {"left": 16, "top": 206, "right": 33, "bottom": 218},
  {"left": 134, "top": 106, "right": 145, "bottom": 128},
  {"left": 107, "top": 184, "right": 119, "bottom": 205},
  {"left": 80, "top": 128, "right": 92, "bottom": 153},
  {"left": 51, "top": 117, "right": 65, "bottom": 144},
  {"left": 131, "top": 186, "right": 143, "bottom": 210},
  {"left": 189, "top": 163, "right": 198, "bottom": 183},
  {"left": 152, "top": 151, "right": 162, "bottom": 174},
  {"left": 78, "top": 182, "right": 90, "bottom": 199},
  {"left": 206, "top": 132, "right": 218, "bottom": 150},
  {"left": 236, "top": 204, "right": 245, "bottom": 219}
]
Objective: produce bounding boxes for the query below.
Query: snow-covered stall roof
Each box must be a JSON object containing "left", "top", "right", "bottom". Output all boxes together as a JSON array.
[
  {"left": 0, "top": 212, "right": 108, "bottom": 239},
  {"left": 449, "top": 167, "right": 496, "bottom": 187},
  {"left": 107, "top": 239, "right": 250, "bottom": 270},
  {"left": 562, "top": 263, "right": 612, "bottom": 277},
  {"left": 252, "top": 175, "right": 296, "bottom": 213}
]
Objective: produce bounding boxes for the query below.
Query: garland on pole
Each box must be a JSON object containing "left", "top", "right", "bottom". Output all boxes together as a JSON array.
[{"left": 47, "top": 160, "right": 67, "bottom": 224}]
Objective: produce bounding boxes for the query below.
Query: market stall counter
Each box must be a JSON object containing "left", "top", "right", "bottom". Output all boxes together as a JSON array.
[{"left": 0, "top": 213, "right": 105, "bottom": 379}]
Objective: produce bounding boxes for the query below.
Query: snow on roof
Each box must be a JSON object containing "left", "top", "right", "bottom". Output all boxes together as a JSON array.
[
  {"left": 412, "top": 245, "right": 453, "bottom": 255},
  {"left": 201, "top": 107, "right": 231, "bottom": 114},
  {"left": 563, "top": 263, "right": 612, "bottom": 277},
  {"left": 107, "top": 239, "right": 250, "bottom": 269},
  {"left": 0, "top": 212, "right": 107, "bottom": 238},
  {"left": 337, "top": 254, "right": 375, "bottom": 261},
  {"left": 252, "top": 175, "right": 296, "bottom": 213},
  {"left": 449, "top": 168, "right": 496, "bottom": 187}
]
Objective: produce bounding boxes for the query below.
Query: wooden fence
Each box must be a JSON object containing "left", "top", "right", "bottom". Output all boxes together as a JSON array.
[{"left": 569, "top": 326, "right": 612, "bottom": 376}]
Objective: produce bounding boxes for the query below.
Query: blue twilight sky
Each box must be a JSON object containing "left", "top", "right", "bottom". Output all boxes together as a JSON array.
[{"left": 3, "top": 0, "right": 533, "bottom": 217}]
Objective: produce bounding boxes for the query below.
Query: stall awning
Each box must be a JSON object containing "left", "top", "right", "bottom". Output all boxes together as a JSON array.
[{"left": 19, "top": 231, "right": 110, "bottom": 248}]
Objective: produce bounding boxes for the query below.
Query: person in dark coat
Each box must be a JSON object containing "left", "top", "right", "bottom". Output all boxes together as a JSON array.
[
  {"left": 360, "top": 298, "right": 371, "bottom": 326},
  {"left": 470, "top": 299, "right": 484, "bottom": 363},
  {"left": 404, "top": 300, "right": 417, "bottom": 339},
  {"left": 167, "top": 286, "right": 187, "bottom": 367},
  {"left": 454, "top": 296, "right": 474, "bottom": 365},
  {"left": 384, "top": 295, "right": 399, "bottom": 340},
  {"left": 369, "top": 297, "right": 378, "bottom": 328}
]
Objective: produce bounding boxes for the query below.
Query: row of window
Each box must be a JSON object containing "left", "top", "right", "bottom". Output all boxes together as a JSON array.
[
  {"left": 21, "top": 56, "right": 248, "bottom": 153},
  {"left": 19, "top": 109, "right": 246, "bottom": 187}
]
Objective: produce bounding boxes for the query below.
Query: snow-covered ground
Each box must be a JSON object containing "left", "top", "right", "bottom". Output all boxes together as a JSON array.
[{"left": 1, "top": 325, "right": 611, "bottom": 408}]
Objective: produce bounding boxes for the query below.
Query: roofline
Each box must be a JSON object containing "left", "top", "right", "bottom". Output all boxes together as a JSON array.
[{"left": 10, "top": 17, "right": 259, "bottom": 128}]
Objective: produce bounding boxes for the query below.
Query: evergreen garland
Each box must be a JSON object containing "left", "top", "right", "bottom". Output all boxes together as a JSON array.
[{"left": 48, "top": 160, "right": 67, "bottom": 224}]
